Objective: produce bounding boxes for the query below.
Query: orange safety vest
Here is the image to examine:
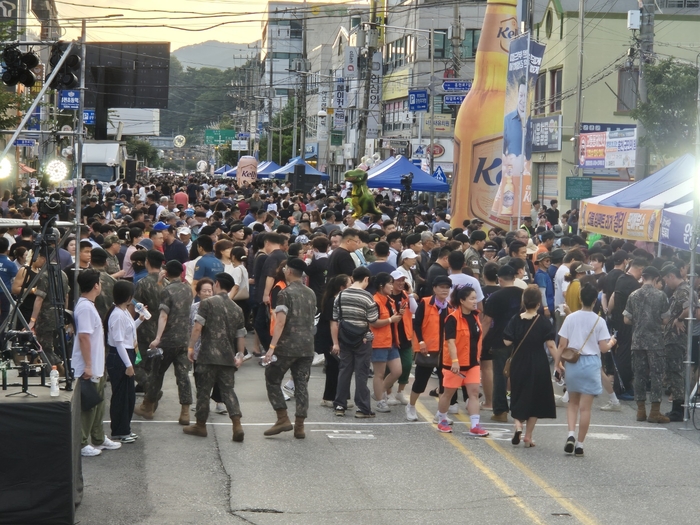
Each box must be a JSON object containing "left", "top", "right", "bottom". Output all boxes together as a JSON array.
[
  {"left": 269, "top": 280, "right": 287, "bottom": 336},
  {"left": 415, "top": 296, "right": 454, "bottom": 353},
  {"left": 442, "top": 309, "right": 482, "bottom": 369},
  {"left": 391, "top": 291, "right": 414, "bottom": 342},
  {"left": 370, "top": 292, "right": 397, "bottom": 349}
]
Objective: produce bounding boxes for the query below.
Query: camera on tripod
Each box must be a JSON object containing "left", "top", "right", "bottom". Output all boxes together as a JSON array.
[
  {"left": 400, "top": 173, "right": 414, "bottom": 204},
  {"left": 3, "top": 330, "right": 40, "bottom": 360},
  {"left": 38, "top": 192, "right": 70, "bottom": 225}
]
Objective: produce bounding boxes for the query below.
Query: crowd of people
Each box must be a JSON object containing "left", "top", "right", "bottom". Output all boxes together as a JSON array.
[{"left": 1, "top": 178, "right": 696, "bottom": 459}]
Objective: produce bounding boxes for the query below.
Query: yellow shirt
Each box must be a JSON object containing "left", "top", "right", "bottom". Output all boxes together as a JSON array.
[{"left": 565, "top": 280, "right": 582, "bottom": 313}]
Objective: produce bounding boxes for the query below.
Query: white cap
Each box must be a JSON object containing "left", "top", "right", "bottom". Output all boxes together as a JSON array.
[
  {"left": 177, "top": 227, "right": 191, "bottom": 236},
  {"left": 390, "top": 270, "right": 406, "bottom": 280},
  {"left": 401, "top": 249, "right": 418, "bottom": 259}
]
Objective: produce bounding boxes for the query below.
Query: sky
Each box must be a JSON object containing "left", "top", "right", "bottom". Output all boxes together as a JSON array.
[{"left": 53, "top": 0, "right": 361, "bottom": 51}]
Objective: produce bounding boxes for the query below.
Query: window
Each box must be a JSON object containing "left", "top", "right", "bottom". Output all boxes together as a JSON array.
[
  {"left": 461, "top": 29, "right": 480, "bottom": 59},
  {"left": 534, "top": 73, "right": 546, "bottom": 115},
  {"left": 549, "top": 68, "right": 562, "bottom": 113},
  {"left": 290, "top": 21, "right": 302, "bottom": 39},
  {"left": 617, "top": 68, "right": 638, "bottom": 112},
  {"left": 430, "top": 30, "right": 449, "bottom": 59}
]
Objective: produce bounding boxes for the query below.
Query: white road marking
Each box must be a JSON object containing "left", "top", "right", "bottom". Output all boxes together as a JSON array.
[{"left": 586, "top": 432, "right": 629, "bottom": 440}]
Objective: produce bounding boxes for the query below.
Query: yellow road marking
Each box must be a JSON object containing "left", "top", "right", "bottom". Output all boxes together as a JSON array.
[
  {"left": 414, "top": 401, "right": 545, "bottom": 525},
  {"left": 452, "top": 411, "right": 601, "bottom": 525}
]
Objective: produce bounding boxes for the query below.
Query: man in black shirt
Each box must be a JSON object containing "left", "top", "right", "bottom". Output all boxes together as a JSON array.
[
  {"left": 82, "top": 196, "right": 103, "bottom": 223},
  {"left": 327, "top": 228, "right": 360, "bottom": 280},
  {"left": 482, "top": 265, "right": 524, "bottom": 422},
  {"left": 608, "top": 257, "right": 644, "bottom": 398},
  {"left": 253, "top": 233, "right": 287, "bottom": 352}
]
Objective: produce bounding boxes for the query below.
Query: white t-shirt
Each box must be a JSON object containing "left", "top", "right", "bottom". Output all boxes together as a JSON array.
[
  {"left": 72, "top": 297, "right": 106, "bottom": 380},
  {"left": 448, "top": 273, "right": 484, "bottom": 303},
  {"left": 554, "top": 264, "right": 570, "bottom": 308},
  {"left": 107, "top": 307, "right": 139, "bottom": 367},
  {"left": 229, "top": 264, "right": 249, "bottom": 299},
  {"left": 558, "top": 310, "right": 610, "bottom": 356}
]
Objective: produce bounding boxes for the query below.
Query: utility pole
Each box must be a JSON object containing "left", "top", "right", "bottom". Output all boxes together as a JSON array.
[
  {"left": 573, "top": 0, "right": 585, "bottom": 179},
  {"left": 292, "top": 89, "right": 298, "bottom": 158},
  {"left": 429, "top": 27, "right": 435, "bottom": 178},
  {"left": 267, "top": 26, "right": 274, "bottom": 161},
  {"left": 450, "top": 3, "right": 461, "bottom": 78},
  {"left": 356, "top": 0, "right": 377, "bottom": 165},
  {"left": 299, "top": 1, "right": 308, "bottom": 162},
  {"left": 635, "top": 0, "right": 655, "bottom": 180}
]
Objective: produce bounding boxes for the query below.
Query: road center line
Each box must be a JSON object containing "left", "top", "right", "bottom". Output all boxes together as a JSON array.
[
  {"left": 414, "top": 401, "right": 546, "bottom": 525},
  {"left": 452, "top": 412, "right": 601, "bottom": 525}
]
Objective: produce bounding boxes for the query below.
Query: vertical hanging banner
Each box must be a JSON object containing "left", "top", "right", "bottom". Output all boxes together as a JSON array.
[
  {"left": 367, "top": 51, "right": 383, "bottom": 140},
  {"left": 491, "top": 33, "right": 545, "bottom": 220},
  {"left": 344, "top": 46, "right": 358, "bottom": 79},
  {"left": 334, "top": 77, "right": 345, "bottom": 129}
]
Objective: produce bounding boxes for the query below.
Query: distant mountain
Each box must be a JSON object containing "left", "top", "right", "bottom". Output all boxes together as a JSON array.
[{"left": 173, "top": 40, "right": 261, "bottom": 70}]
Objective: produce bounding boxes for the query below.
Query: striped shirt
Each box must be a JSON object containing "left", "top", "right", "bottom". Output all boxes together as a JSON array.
[{"left": 332, "top": 288, "right": 379, "bottom": 338}]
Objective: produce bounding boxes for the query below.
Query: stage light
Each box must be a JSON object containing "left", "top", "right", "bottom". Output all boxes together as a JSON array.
[
  {"left": 0, "top": 157, "right": 12, "bottom": 179},
  {"left": 46, "top": 159, "right": 68, "bottom": 182}
]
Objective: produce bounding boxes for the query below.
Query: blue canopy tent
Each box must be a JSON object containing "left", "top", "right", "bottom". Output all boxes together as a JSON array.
[
  {"left": 213, "top": 164, "right": 232, "bottom": 175},
  {"left": 257, "top": 160, "right": 283, "bottom": 179},
  {"left": 366, "top": 155, "right": 449, "bottom": 192},
  {"left": 271, "top": 156, "right": 329, "bottom": 180},
  {"left": 223, "top": 166, "right": 237, "bottom": 177}
]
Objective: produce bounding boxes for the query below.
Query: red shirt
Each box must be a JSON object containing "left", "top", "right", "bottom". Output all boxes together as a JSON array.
[{"left": 173, "top": 191, "right": 188, "bottom": 207}]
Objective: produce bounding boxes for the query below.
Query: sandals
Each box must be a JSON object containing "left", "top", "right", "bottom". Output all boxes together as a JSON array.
[
  {"left": 511, "top": 427, "right": 522, "bottom": 446},
  {"left": 523, "top": 439, "right": 536, "bottom": 448}
]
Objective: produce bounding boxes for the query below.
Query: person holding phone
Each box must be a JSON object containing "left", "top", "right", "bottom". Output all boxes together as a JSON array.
[
  {"left": 435, "top": 285, "right": 488, "bottom": 436},
  {"left": 386, "top": 270, "right": 418, "bottom": 405}
]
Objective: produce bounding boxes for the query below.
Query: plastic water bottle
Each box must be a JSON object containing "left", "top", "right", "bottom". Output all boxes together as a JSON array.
[
  {"left": 260, "top": 355, "right": 277, "bottom": 367},
  {"left": 132, "top": 300, "right": 151, "bottom": 320},
  {"left": 147, "top": 347, "right": 164, "bottom": 358},
  {"left": 50, "top": 366, "right": 60, "bottom": 397}
]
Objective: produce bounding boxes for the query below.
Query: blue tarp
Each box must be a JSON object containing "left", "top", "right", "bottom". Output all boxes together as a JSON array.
[
  {"left": 366, "top": 155, "right": 449, "bottom": 193},
  {"left": 598, "top": 154, "right": 694, "bottom": 208},
  {"left": 213, "top": 164, "right": 232, "bottom": 175},
  {"left": 257, "top": 161, "right": 283, "bottom": 178},
  {"left": 271, "top": 156, "right": 329, "bottom": 180}
]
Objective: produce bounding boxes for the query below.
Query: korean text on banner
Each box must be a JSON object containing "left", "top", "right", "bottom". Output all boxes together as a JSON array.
[
  {"left": 580, "top": 201, "right": 661, "bottom": 242},
  {"left": 491, "top": 33, "right": 545, "bottom": 220},
  {"left": 367, "top": 51, "right": 383, "bottom": 140},
  {"left": 659, "top": 211, "right": 699, "bottom": 252}
]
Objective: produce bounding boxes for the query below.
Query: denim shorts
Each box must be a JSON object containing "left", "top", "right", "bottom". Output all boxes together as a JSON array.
[{"left": 372, "top": 347, "right": 400, "bottom": 362}]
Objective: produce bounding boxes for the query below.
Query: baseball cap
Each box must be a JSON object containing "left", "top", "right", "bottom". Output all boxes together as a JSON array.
[
  {"left": 549, "top": 248, "right": 566, "bottom": 261},
  {"left": 390, "top": 270, "right": 406, "bottom": 280},
  {"left": 177, "top": 227, "right": 191, "bottom": 236},
  {"left": 401, "top": 249, "right": 418, "bottom": 260},
  {"left": 536, "top": 251, "right": 552, "bottom": 262},
  {"left": 432, "top": 276, "right": 452, "bottom": 288},
  {"left": 368, "top": 232, "right": 381, "bottom": 243},
  {"left": 153, "top": 222, "right": 169, "bottom": 231},
  {"left": 642, "top": 266, "right": 661, "bottom": 279},
  {"left": 286, "top": 257, "right": 308, "bottom": 274}
]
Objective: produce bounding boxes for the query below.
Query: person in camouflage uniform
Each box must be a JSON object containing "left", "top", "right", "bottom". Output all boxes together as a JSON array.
[
  {"left": 661, "top": 265, "right": 690, "bottom": 421},
  {"left": 103, "top": 235, "right": 122, "bottom": 277},
  {"left": 464, "top": 231, "right": 486, "bottom": 282},
  {"left": 262, "top": 258, "right": 317, "bottom": 439},
  {"left": 132, "top": 250, "right": 165, "bottom": 392},
  {"left": 28, "top": 262, "right": 69, "bottom": 369},
  {"left": 184, "top": 272, "right": 247, "bottom": 442},
  {"left": 623, "top": 266, "right": 670, "bottom": 424},
  {"left": 89, "top": 248, "right": 116, "bottom": 322},
  {"left": 137, "top": 260, "right": 194, "bottom": 425}
]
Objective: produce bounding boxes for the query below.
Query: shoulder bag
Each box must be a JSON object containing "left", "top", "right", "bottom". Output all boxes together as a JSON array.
[
  {"left": 337, "top": 291, "right": 368, "bottom": 349},
  {"left": 560, "top": 314, "right": 600, "bottom": 364},
  {"left": 503, "top": 315, "right": 539, "bottom": 378}
]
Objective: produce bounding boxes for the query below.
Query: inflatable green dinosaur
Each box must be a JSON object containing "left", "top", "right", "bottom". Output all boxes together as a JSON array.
[{"left": 344, "top": 169, "right": 381, "bottom": 219}]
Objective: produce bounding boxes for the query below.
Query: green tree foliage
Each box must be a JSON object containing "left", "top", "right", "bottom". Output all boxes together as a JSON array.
[
  {"left": 0, "top": 23, "right": 30, "bottom": 130},
  {"left": 258, "top": 98, "right": 299, "bottom": 166},
  {"left": 125, "top": 137, "right": 161, "bottom": 167},
  {"left": 631, "top": 59, "right": 698, "bottom": 159}
]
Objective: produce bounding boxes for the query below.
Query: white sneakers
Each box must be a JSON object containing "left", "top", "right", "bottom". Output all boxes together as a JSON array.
[
  {"left": 215, "top": 402, "right": 227, "bottom": 414},
  {"left": 600, "top": 401, "right": 622, "bottom": 412},
  {"left": 81, "top": 445, "right": 101, "bottom": 457},
  {"left": 394, "top": 392, "right": 409, "bottom": 405},
  {"left": 95, "top": 437, "right": 122, "bottom": 451},
  {"left": 376, "top": 399, "right": 391, "bottom": 412},
  {"left": 448, "top": 403, "right": 460, "bottom": 414},
  {"left": 405, "top": 404, "right": 418, "bottom": 421},
  {"left": 312, "top": 354, "right": 325, "bottom": 366},
  {"left": 386, "top": 393, "right": 402, "bottom": 406},
  {"left": 433, "top": 413, "right": 454, "bottom": 425}
]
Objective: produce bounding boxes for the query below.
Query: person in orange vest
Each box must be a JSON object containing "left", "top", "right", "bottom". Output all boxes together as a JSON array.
[
  {"left": 369, "top": 272, "right": 404, "bottom": 413},
  {"left": 385, "top": 270, "right": 418, "bottom": 405},
  {"left": 435, "top": 285, "right": 489, "bottom": 437},
  {"left": 406, "top": 275, "right": 454, "bottom": 423}
]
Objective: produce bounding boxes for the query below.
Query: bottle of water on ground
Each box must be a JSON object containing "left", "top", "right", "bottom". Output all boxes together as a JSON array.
[{"left": 50, "top": 365, "right": 60, "bottom": 397}]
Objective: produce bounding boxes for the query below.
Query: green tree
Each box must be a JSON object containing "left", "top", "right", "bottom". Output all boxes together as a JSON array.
[
  {"left": 631, "top": 59, "right": 698, "bottom": 159},
  {"left": 125, "top": 137, "right": 161, "bottom": 167},
  {"left": 258, "top": 98, "right": 299, "bottom": 165},
  {"left": 0, "top": 23, "right": 30, "bottom": 130}
]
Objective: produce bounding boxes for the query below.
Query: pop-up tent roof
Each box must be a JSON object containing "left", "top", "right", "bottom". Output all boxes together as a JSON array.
[
  {"left": 271, "top": 156, "right": 329, "bottom": 180},
  {"left": 213, "top": 164, "right": 232, "bottom": 175},
  {"left": 366, "top": 155, "right": 449, "bottom": 192},
  {"left": 257, "top": 160, "right": 283, "bottom": 178}
]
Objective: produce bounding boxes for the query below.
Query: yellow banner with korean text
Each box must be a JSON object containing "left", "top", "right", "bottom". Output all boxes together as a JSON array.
[{"left": 580, "top": 202, "right": 661, "bottom": 242}]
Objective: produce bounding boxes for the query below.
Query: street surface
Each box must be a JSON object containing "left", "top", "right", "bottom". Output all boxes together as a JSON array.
[{"left": 75, "top": 335, "right": 700, "bottom": 525}]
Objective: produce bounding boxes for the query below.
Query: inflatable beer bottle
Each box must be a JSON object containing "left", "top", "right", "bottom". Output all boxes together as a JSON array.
[{"left": 451, "top": 0, "right": 518, "bottom": 227}]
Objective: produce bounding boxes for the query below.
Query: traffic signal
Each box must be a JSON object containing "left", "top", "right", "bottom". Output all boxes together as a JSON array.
[
  {"left": 1, "top": 44, "right": 40, "bottom": 87},
  {"left": 47, "top": 42, "right": 80, "bottom": 89}
]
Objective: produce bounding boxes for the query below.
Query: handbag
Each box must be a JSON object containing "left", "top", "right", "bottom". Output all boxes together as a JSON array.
[
  {"left": 415, "top": 350, "right": 439, "bottom": 368},
  {"left": 337, "top": 292, "right": 368, "bottom": 349},
  {"left": 561, "top": 314, "right": 600, "bottom": 364},
  {"left": 80, "top": 378, "right": 103, "bottom": 412},
  {"left": 503, "top": 315, "right": 539, "bottom": 378}
]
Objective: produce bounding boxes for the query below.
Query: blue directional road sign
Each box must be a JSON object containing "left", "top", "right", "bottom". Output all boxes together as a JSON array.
[
  {"left": 433, "top": 166, "right": 447, "bottom": 184},
  {"left": 444, "top": 95, "right": 466, "bottom": 105},
  {"left": 58, "top": 90, "right": 81, "bottom": 110},
  {"left": 442, "top": 80, "right": 473, "bottom": 92},
  {"left": 14, "top": 139, "right": 36, "bottom": 147},
  {"left": 83, "top": 110, "right": 95, "bottom": 125},
  {"left": 408, "top": 89, "right": 429, "bottom": 112},
  {"left": 237, "top": 132, "right": 250, "bottom": 139}
]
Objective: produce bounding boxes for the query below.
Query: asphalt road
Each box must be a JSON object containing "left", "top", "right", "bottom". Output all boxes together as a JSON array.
[{"left": 74, "top": 341, "right": 700, "bottom": 525}]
